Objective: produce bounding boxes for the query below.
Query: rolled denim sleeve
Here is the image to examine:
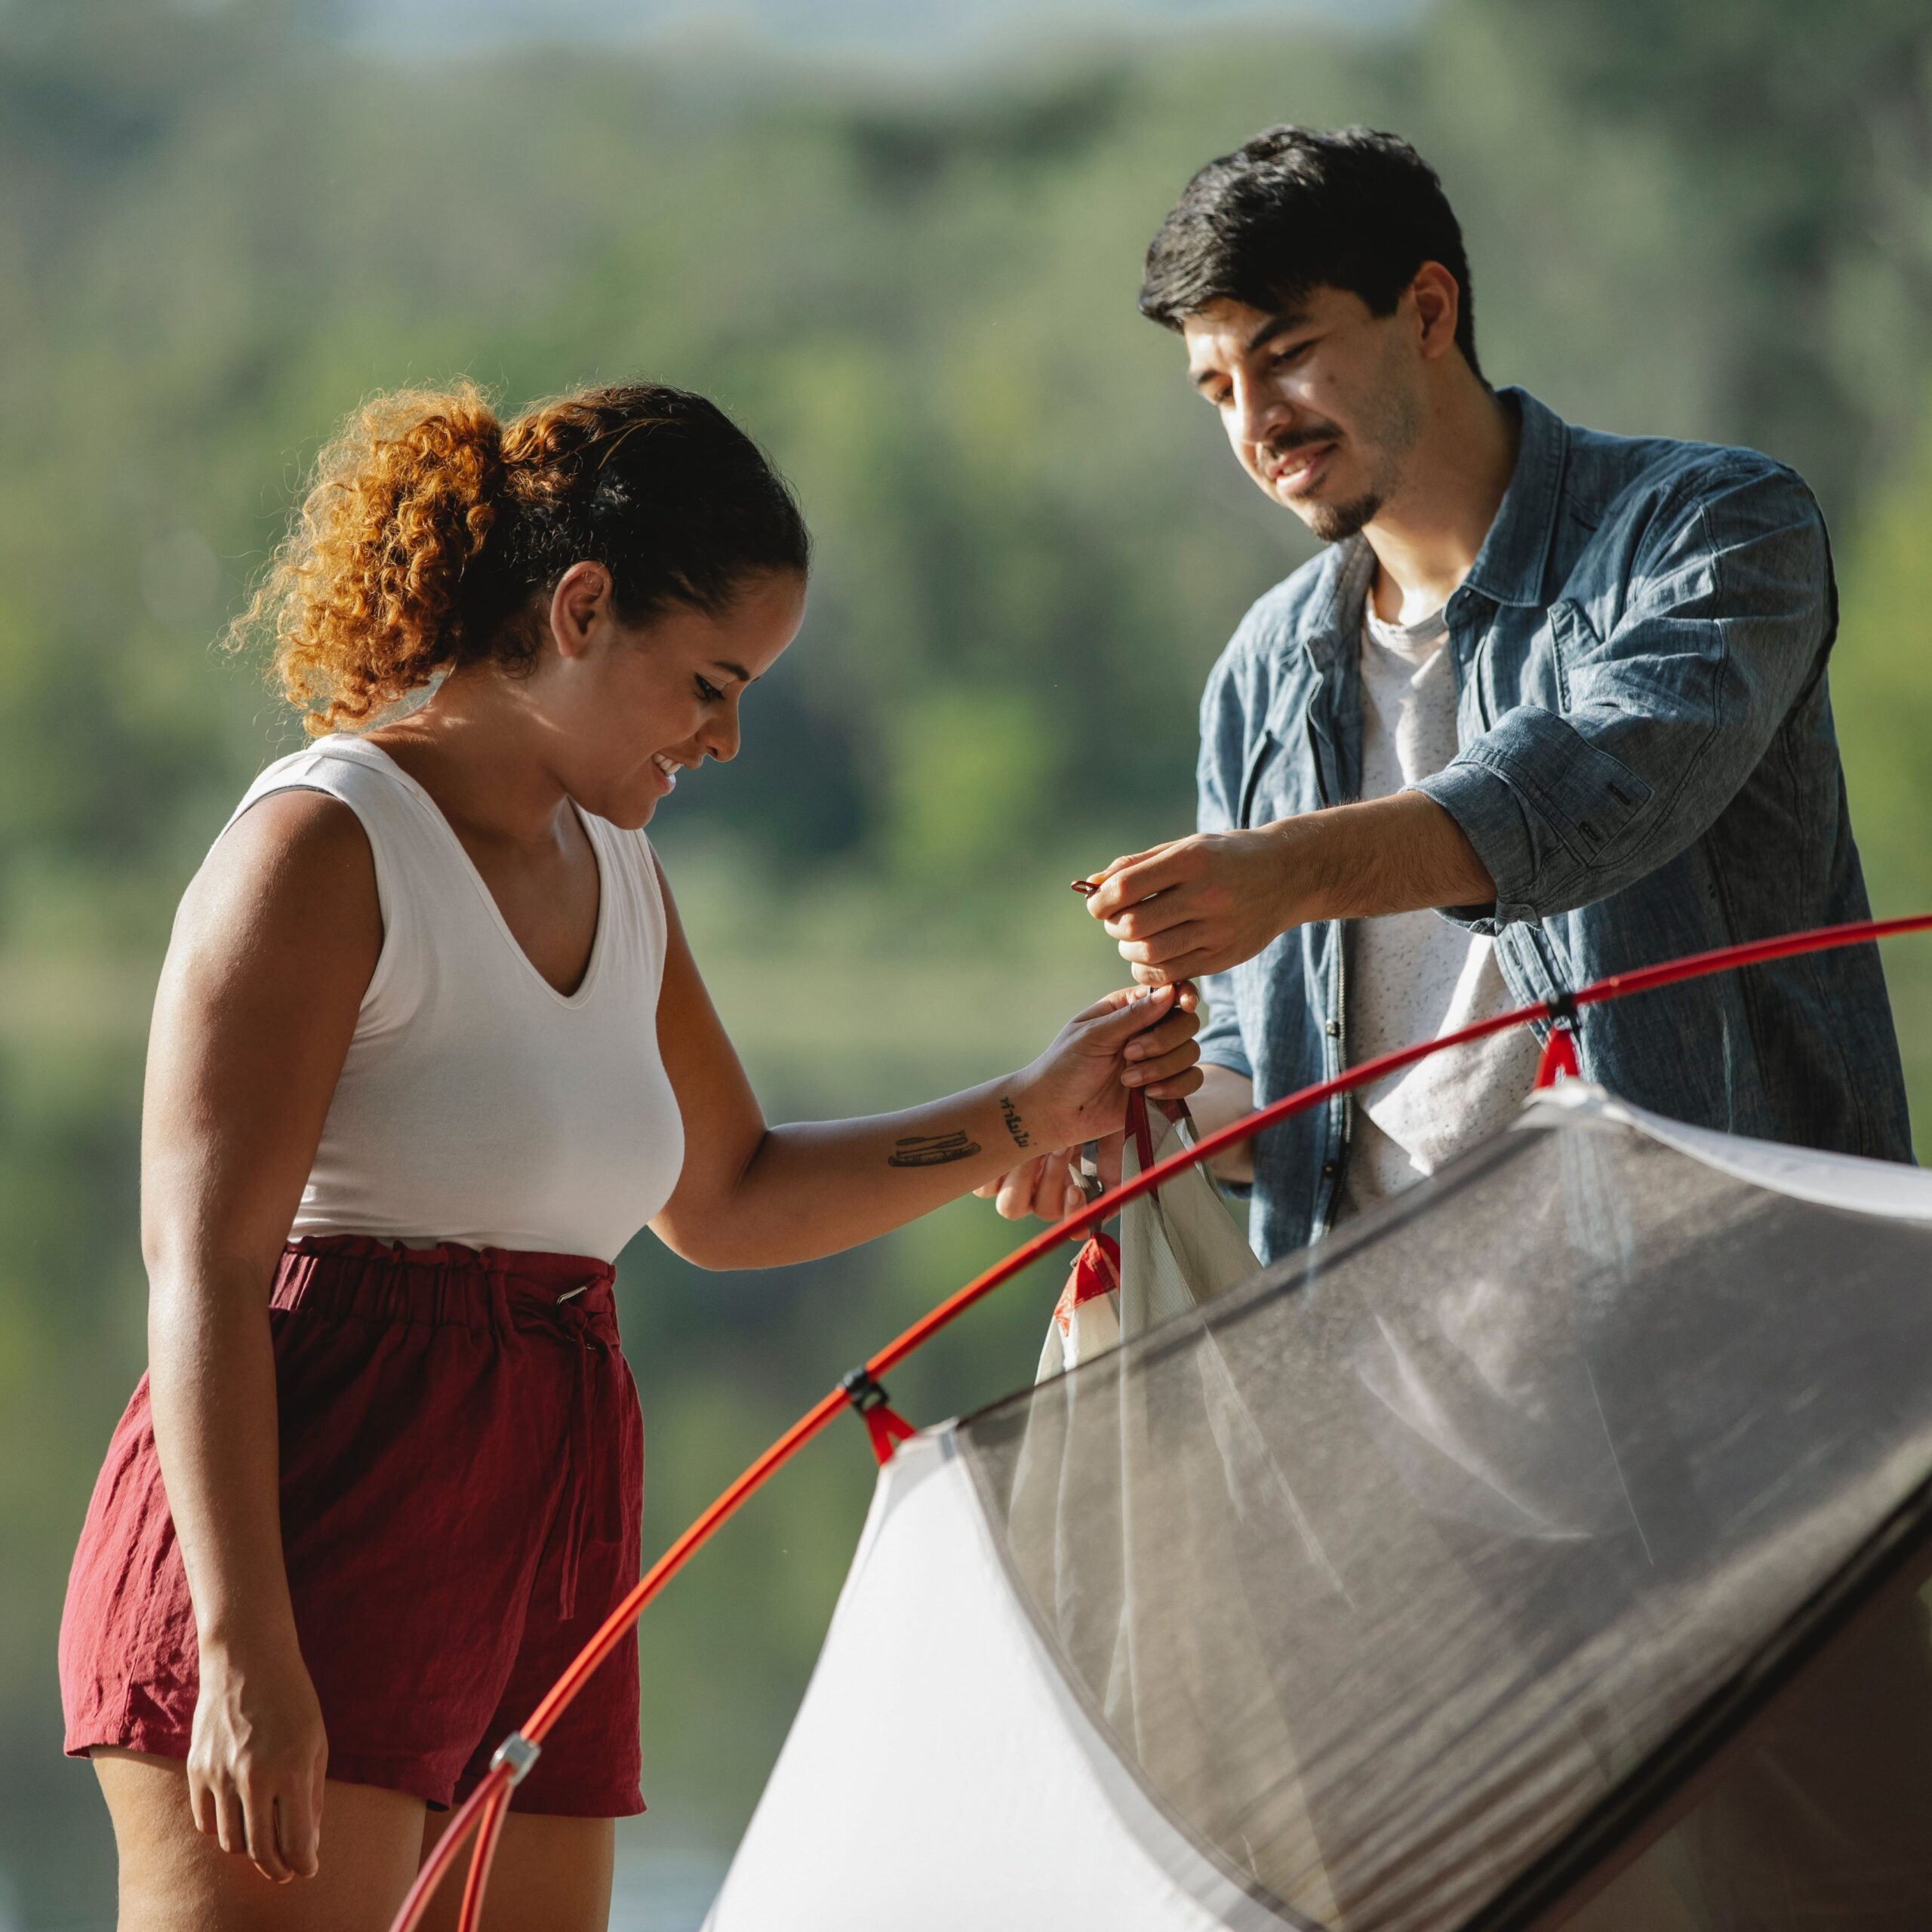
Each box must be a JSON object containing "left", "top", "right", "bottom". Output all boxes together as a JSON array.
[
  {"left": 1193, "top": 651, "right": 1256, "bottom": 1079},
  {"left": 1419, "top": 460, "right": 1832, "bottom": 930}
]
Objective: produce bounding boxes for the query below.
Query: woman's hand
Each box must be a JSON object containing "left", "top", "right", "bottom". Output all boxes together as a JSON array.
[
  {"left": 187, "top": 1632, "right": 328, "bottom": 1884},
  {"left": 976, "top": 986, "right": 1202, "bottom": 1222},
  {"left": 652, "top": 859, "right": 1202, "bottom": 1267},
  {"left": 1006, "top": 982, "right": 1201, "bottom": 1155}
]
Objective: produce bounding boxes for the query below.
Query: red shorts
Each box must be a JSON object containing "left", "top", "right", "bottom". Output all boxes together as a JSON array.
[{"left": 59, "top": 1236, "right": 645, "bottom": 1816}]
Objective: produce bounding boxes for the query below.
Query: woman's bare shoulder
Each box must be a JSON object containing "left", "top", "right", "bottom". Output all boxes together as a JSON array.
[{"left": 169, "top": 787, "right": 382, "bottom": 997}]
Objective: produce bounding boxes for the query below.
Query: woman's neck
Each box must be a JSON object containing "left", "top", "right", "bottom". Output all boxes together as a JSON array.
[{"left": 369, "top": 669, "right": 574, "bottom": 853}]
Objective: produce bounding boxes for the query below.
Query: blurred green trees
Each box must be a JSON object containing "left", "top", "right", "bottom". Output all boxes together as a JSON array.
[{"left": 4, "top": 0, "right": 1931, "bottom": 1921}]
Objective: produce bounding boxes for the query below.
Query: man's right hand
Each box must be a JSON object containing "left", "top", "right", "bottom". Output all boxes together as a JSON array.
[
  {"left": 1084, "top": 826, "right": 1306, "bottom": 987},
  {"left": 1186, "top": 1063, "right": 1257, "bottom": 1186},
  {"left": 974, "top": 1065, "right": 1259, "bottom": 1220},
  {"left": 1082, "top": 792, "right": 1495, "bottom": 988},
  {"left": 975, "top": 1133, "right": 1124, "bottom": 1223}
]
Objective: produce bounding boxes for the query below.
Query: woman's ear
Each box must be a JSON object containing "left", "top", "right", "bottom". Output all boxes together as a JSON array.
[{"left": 549, "top": 560, "right": 614, "bottom": 660}]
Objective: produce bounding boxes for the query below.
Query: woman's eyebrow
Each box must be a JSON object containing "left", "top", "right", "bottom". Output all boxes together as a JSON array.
[{"left": 711, "top": 660, "right": 755, "bottom": 683}]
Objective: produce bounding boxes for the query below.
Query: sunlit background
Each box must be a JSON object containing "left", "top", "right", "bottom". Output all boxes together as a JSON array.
[{"left": 5, "top": 0, "right": 1931, "bottom": 1924}]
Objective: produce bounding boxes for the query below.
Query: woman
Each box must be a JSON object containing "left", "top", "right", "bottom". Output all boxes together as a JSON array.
[{"left": 58, "top": 380, "right": 1201, "bottom": 1930}]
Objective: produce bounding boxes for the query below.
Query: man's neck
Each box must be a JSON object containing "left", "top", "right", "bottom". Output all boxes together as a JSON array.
[{"left": 1364, "top": 380, "right": 1519, "bottom": 625}]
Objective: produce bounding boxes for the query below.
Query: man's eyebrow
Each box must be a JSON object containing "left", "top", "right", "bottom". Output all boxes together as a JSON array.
[
  {"left": 1189, "top": 308, "right": 1315, "bottom": 388},
  {"left": 1244, "top": 309, "right": 1311, "bottom": 354}
]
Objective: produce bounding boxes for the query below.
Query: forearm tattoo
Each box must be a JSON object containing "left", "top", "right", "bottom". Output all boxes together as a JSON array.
[
  {"left": 888, "top": 1131, "right": 983, "bottom": 1169},
  {"left": 998, "top": 1096, "right": 1032, "bottom": 1149}
]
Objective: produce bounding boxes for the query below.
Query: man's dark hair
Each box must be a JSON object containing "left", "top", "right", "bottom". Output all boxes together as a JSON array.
[{"left": 1140, "top": 125, "right": 1483, "bottom": 381}]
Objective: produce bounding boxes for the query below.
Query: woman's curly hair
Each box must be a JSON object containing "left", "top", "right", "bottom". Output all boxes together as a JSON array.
[{"left": 230, "top": 378, "right": 810, "bottom": 734}]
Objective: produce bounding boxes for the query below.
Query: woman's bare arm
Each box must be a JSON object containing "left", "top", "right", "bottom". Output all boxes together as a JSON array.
[
  {"left": 650, "top": 874, "right": 1201, "bottom": 1270},
  {"left": 141, "top": 790, "right": 380, "bottom": 1882}
]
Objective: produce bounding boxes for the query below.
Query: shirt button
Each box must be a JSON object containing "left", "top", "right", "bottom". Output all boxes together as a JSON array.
[
  {"left": 1321, "top": 1161, "right": 1338, "bottom": 1178},
  {"left": 1324, "top": 1020, "right": 1341, "bottom": 1038}
]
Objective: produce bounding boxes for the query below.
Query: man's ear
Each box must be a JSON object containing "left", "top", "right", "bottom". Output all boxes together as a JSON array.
[
  {"left": 1408, "top": 261, "right": 1461, "bottom": 361},
  {"left": 549, "top": 560, "right": 613, "bottom": 660}
]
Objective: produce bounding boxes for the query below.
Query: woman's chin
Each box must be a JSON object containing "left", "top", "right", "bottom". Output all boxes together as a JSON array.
[{"left": 573, "top": 783, "right": 658, "bottom": 832}]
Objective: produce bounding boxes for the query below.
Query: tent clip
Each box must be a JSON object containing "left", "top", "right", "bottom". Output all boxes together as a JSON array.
[
  {"left": 840, "top": 1366, "right": 917, "bottom": 1466},
  {"left": 488, "top": 1732, "right": 542, "bottom": 1786},
  {"left": 839, "top": 1366, "right": 891, "bottom": 1412}
]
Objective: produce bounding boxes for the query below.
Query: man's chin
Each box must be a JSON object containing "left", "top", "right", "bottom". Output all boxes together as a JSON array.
[{"left": 1297, "top": 490, "right": 1381, "bottom": 543}]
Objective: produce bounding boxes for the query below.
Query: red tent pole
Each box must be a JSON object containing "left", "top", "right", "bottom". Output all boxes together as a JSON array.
[
  {"left": 390, "top": 909, "right": 1932, "bottom": 1932},
  {"left": 451, "top": 1780, "right": 510, "bottom": 1932}
]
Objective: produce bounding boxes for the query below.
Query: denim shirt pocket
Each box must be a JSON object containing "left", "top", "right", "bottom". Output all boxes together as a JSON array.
[
  {"left": 1546, "top": 595, "right": 1623, "bottom": 718},
  {"left": 1547, "top": 598, "right": 1598, "bottom": 713}
]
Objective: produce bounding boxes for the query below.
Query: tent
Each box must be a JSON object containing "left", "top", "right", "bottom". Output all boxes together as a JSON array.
[{"left": 703, "top": 1086, "right": 1932, "bottom": 1931}]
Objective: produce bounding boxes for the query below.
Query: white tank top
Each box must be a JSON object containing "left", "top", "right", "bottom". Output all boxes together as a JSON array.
[{"left": 220, "top": 736, "right": 685, "bottom": 1263}]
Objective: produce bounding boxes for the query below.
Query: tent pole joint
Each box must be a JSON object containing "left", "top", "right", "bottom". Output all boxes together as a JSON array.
[{"left": 488, "top": 1733, "right": 542, "bottom": 1786}]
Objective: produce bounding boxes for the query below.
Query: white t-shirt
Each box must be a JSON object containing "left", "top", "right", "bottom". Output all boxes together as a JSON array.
[{"left": 1341, "top": 603, "right": 1540, "bottom": 1217}]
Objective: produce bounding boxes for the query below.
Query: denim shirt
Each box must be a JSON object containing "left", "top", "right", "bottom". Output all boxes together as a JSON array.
[{"left": 1195, "top": 388, "right": 1912, "bottom": 1266}]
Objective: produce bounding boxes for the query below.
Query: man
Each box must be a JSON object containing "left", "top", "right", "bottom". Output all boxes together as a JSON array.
[
  {"left": 994, "top": 124, "right": 1910, "bottom": 1261},
  {"left": 986, "top": 128, "right": 1930, "bottom": 1925}
]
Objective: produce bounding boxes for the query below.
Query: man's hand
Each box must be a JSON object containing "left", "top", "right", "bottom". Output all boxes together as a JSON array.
[
  {"left": 1085, "top": 827, "right": 1310, "bottom": 986},
  {"left": 974, "top": 1068, "right": 1262, "bottom": 1221},
  {"left": 1084, "top": 793, "right": 1494, "bottom": 987},
  {"left": 974, "top": 1140, "right": 1118, "bottom": 1223},
  {"left": 1189, "top": 1063, "right": 1257, "bottom": 1186}
]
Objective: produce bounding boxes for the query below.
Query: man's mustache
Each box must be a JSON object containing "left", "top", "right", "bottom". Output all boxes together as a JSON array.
[{"left": 1258, "top": 424, "right": 1343, "bottom": 460}]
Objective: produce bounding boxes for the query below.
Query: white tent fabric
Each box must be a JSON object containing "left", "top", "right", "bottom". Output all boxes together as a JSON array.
[
  {"left": 1547, "top": 1082, "right": 1932, "bottom": 1221},
  {"left": 704, "top": 1090, "right": 1932, "bottom": 1931},
  {"left": 702, "top": 1432, "right": 1293, "bottom": 1932},
  {"left": 1032, "top": 1103, "right": 1261, "bottom": 1377}
]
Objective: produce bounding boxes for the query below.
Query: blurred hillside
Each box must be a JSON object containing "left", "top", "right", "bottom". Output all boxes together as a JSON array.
[{"left": 2, "top": 0, "right": 1930, "bottom": 1922}]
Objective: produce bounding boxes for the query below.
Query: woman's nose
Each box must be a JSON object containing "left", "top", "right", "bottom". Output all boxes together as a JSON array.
[{"left": 700, "top": 703, "right": 741, "bottom": 764}]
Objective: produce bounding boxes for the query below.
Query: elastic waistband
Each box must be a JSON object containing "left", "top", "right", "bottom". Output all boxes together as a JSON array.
[{"left": 272, "top": 1234, "right": 618, "bottom": 1336}]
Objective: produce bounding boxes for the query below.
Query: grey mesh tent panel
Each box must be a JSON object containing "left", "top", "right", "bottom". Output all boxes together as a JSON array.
[{"left": 706, "top": 1091, "right": 1932, "bottom": 1931}]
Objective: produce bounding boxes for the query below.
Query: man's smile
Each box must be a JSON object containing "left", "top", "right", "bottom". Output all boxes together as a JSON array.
[{"left": 1262, "top": 439, "right": 1337, "bottom": 495}]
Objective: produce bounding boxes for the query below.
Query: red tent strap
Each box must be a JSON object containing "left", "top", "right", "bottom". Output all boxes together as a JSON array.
[
  {"left": 839, "top": 1364, "right": 916, "bottom": 1466},
  {"left": 1069, "top": 1231, "right": 1122, "bottom": 1309},
  {"left": 391, "top": 907, "right": 1932, "bottom": 1932},
  {"left": 1534, "top": 992, "right": 1582, "bottom": 1088},
  {"left": 860, "top": 1404, "right": 915, "bottom": 1464},
  {"left": 1535, "top": 1027, "right": 1581, "bottom": 1087},
  {"left": 1126, "top": 1084, "right": 1157, "bottom": 1186}
]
